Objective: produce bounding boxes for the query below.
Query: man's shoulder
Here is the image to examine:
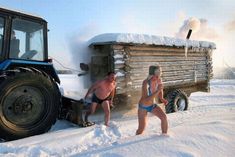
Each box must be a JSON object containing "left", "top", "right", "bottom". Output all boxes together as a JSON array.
[{"left": 94, "top": 79, "right": 104, "bottom": 86}]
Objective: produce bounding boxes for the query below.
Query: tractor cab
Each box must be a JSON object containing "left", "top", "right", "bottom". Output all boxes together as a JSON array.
[
  {"left": 0, "top": 8, "right": 47, "bottom": 62},
  {"left": 0, "top": 7, "right": 59, "bottom": 83}
]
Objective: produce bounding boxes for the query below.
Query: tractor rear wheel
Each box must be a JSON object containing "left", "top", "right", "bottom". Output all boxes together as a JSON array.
[
  {"left": 0, "top": 68, "right": 60, "bottom": 140},
  {"left": 165, "top": 89, "right": 189, "bottom": 113}
]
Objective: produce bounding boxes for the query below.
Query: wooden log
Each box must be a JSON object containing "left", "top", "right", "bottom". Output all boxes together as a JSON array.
[
  {"left": 129, "top": 70, "right": 208, "bottom": 78},
  {"left": 114, "top": 64, "right": 125, "bottom": 69},
  {"left": 112, "top": 45, "right": 124, "bottom": 50},
  {"left": 129, "top": 63, "right": 207, "bottom": 70},
  {"left": 162, "top": 70, "right": 208, "bottom": 76},
  {"left": 130, "top": 76, "right": 208, "bottom": 85},
  {"left": 116, "top": 82, "right": 126, "bottom": 88},
  {"left": 129, "top": 78, "right": 208, "bottom": 89},
  {"left": 163, "top": 78, "right": 208, "bottom": 86},
  {"left": 128, "top": 46, "right": 208, "bottom": 52},
  {"left": 116, "top": 77, "right": 126, "bottom": 82},
  {"left": 129, "top": 66, "right": 207, "bottom": 73},
  {"left": 129, "top": 58, "right": 207, "bottom": 63},
  {"left": 128, "top": 73, "right": 208, "bottom": 82},
  {"left": 129, "top": 61, "right": 208, "bottom": 68},
  {"left": 129, "top": 60, "right": 207, "bottom": 67},
  {"left": 129, "top": 55, "right": 206, "bottom": 61},
  {"left": 129, "top": 50, "right": 206, "bottom": 56},
  {"left": 113, "top": 49, "right": 125, "bottom": 53}
]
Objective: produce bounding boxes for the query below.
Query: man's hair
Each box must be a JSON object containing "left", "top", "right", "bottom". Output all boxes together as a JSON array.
[{"left": 107, "top": 71, "right": 116, "bottom": 76}]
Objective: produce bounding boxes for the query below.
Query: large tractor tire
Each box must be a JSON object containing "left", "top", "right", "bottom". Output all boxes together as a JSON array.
[
  {"left": 0, "top": 67, "right": 60, "bottom": 140},
  {"left": 165, "top": 89, "right": 189, "bottom": 113}
]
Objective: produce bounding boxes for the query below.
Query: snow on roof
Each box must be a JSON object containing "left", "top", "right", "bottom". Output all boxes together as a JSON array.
[
  {"left": 88, "top": 33, "right": 216, "bottom": 49},
  {"left": 0, "top": 6, "right": 43, "bottom": 20}
]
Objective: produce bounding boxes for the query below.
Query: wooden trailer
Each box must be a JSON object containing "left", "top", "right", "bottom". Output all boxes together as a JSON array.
[{"left": 87, "top": 33, "right": 216, "bottom": 113}]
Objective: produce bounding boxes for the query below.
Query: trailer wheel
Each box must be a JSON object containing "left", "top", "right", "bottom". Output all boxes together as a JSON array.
[
  {"left": 0, "top": 68, "right": 60, "bottom": 140},
  {"left": 165, "top": 89, "right": 188, "bottom": 113}
]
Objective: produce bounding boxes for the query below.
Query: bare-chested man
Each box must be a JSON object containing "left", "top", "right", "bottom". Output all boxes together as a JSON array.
[{"left": 84, "top": 72, "right": 116, "bottom": 126}]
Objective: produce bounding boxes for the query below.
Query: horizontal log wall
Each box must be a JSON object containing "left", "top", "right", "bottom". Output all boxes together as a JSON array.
[{"left": 111, "top": 45, "right": 213, "bottom": 94}]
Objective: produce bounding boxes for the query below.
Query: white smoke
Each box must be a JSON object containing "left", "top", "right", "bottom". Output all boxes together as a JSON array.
[
  {"left": 225, "top": 19, "right": 235, "bottom": 32},
  {"left": 175, "top": 17, "right": 219, "bottom": 40},
  {"left": 67, "top": 24, "right": 100, "bottom": 89},
  {"left": 68, "top": 24, "right": 99, "bottom": 70}
]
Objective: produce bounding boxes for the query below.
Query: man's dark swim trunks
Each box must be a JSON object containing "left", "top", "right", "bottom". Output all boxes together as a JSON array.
[{"left": 92, "top": 93, "right": 111, "bottom": 104}]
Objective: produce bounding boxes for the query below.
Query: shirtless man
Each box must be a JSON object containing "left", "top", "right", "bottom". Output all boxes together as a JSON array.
[
  {"left": 84, "top": 72, "right": 116, "bottom": 126},
  {"left": 136, "top": 65, "right": 168, "bottom": 135}
]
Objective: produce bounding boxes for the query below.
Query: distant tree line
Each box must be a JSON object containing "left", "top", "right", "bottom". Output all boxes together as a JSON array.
[{"left": 214, "top": 67, "right": 235, "bottom": 79}]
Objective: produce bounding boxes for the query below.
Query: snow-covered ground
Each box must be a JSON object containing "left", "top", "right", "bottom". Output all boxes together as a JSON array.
[{"left": 0, "top": 78, "right": 234, "bottom": 157}]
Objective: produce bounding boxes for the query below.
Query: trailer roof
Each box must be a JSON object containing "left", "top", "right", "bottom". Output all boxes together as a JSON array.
[{"left": 88, "top": 33, "right": 216, "bottom": 49}]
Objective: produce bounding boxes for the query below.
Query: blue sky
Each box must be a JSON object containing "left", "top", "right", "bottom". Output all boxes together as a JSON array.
[{"left": 1, "top": 0, "right": 235, "bottom": 68}]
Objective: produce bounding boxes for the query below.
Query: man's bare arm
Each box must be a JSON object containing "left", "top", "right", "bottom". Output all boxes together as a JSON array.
[
  {"left": 84, "top": 81, "right": 101, "bottom": 99},
  {"left": 110, "top": 87, "right": 116, "bottom": 103}
]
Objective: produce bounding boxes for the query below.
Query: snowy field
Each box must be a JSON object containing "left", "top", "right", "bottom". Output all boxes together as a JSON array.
[{"left": 0, "top": 78, "right": 234, "bottom": 157}]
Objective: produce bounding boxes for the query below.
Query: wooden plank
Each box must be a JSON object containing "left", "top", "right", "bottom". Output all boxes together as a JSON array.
[
  {"left": 129, "top": 55, "right": 206, "bottom": 60},
  {"left": 114, "top": 64, "right": 125, "bottom": 69},
  {"left": 127, "top": 56, "right": 207, "bottom": 64},
  {"left": 116, "top": 82, "right": 126, "bottom": 88},
  {"left": 128, "top": 46, "right": 208, "bottom": 52},
  {"left": 129, "top": 61, "right": 208, "bottom": 69},
  {"left": 113, "top": 49, "right": 125, "bottom": 53},
  {"left": 129, "top": 50, "right": 206, "bottom": 56},
  {"left": 163, "top": 78, "right": 208, "bottom": 86},
  {"left": 129, "top": 77, "right": 208, "bottom": 88},
  {"left": 116, "top": 77, "right": 126, "bottom": 82},
  {"left": 162, "top": 70, "right": 208, "bottom": 76},
  {"left": 130, "top": 76, "right": 207, "bottom": 84},
  {"left": 129, "top": 72, "right": 208, "bottom": 81},
  {"left": 129, "top": 65, "right": 207, "bottom": 73},
  {"left": 129, "top": 63, "right": 207, "bottom": 69},
  {"left": 112, "top": 45, "right": 124, "bottom": 50}
]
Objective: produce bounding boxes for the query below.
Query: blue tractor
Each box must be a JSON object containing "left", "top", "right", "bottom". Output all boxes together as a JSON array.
[{"left": 0, "top": 8, "right": 83, "bottom": 141}]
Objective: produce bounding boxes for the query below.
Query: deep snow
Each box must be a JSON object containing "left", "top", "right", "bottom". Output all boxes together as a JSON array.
[{"left": 0, "top": 78, "right": 234, "bottom": 157}]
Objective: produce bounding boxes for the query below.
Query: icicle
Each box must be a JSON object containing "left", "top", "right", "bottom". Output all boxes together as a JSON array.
[
  {"left": 194, "top": 70, "right": 197, "bottom": 83},
  {"left": 185, "top": 40, "right": 188, "bottom": 58},
  {"left": 185, "top": 29, "right": 192, "bottom": 59},
  {"left": 194, "top": 61, "right": 197, "bottom": 83}
]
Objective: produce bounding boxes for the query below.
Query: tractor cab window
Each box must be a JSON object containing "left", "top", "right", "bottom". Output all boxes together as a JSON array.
[
  {"left": 0, "top": 17, "right": 4, "bottom": 59},
  {"left": 9, "top": 18, "right": 44, "bottom": 61}
]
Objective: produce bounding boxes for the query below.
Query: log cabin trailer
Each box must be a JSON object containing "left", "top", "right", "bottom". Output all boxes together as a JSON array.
[{"left": 86, "top": 33, "right": 216, "bottom": 113}]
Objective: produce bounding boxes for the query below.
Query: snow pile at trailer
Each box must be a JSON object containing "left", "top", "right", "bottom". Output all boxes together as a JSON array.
[{"left": 88, "top": 33, "right": 216, "bottom": 49}]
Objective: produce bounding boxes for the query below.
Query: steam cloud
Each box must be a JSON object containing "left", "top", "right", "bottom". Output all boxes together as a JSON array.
[
  {"left": 68, "top": 24, "right": 99, "bottom": 69},
  {"left": 175, "top": 17, "right": 219, "bottom": 40},
  {"left": 68, "top": 24, "right": 99, "bottom": 88},
  {"left": 225, "top": 19, "right": 235, "bottom": 32}
]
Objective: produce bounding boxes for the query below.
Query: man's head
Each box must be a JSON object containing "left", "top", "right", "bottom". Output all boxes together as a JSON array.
[
  {"left": 149, "top": 65, "right": 162, "bottom": 77},
  {"left": 107, "top": 72, "right": 116, "bottom": 82}
]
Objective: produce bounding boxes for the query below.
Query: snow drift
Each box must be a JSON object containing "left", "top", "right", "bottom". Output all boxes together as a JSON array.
[{"left": 0, "top": 78, "right": 234, "bottom": 157}]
